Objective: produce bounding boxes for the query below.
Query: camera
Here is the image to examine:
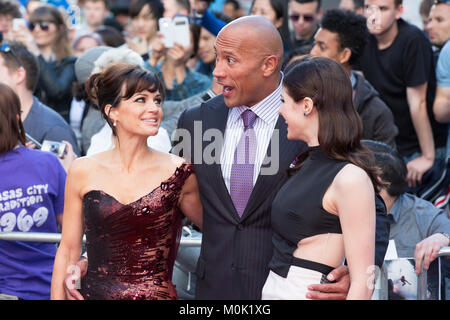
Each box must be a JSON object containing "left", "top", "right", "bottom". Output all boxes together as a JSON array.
[
  {"left": 158, "top": 16, "right": 191, "bottom": 48},
  {"left": 41, "top": 140, "right": 67, "bottom": 159}
]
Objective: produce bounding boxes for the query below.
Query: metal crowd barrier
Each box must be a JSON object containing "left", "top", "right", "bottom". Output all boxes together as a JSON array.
[
  {"left": 1, "top": 232, "right": 448, "bottom": 300},
  {"left": 0, "top": 232, "right": 202, "bottom": 247},
  {"left": 372, "top": 247, "right": 450, "bottom": 300}
]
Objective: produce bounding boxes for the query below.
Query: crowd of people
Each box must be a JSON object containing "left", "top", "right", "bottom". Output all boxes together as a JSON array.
[{"left": 0, "top": 0, "right": 449, "bottom": 300}]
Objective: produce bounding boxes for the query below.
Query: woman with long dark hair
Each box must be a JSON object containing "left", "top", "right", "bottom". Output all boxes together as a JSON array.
[
  {"left": 0, "top": 83, "right": 66, "bottom": 300},
  {"left": 13, "top": 4, "right": 76, "bottom": 123},
  {"left": 50, "top": 64, "right": 202, "bottom": 300},
  {"left": 262, "top": 57, "right": 381, "bottom": 300}
]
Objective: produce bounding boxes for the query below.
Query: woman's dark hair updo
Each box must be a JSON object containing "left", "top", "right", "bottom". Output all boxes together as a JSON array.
[
  {"left": 284, "top": 56, "right": 384, "bottom": 193},
  {"left": 85, "top": 63, "right": 165, "bottom": 136}
]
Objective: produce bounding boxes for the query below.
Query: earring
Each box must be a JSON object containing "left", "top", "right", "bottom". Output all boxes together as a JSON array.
[
  {"left": 113, "top": 120, "right": 117, "bottom": 127},
  {"left": 303, "top": 112, "right": 307, "bottom": 116}
]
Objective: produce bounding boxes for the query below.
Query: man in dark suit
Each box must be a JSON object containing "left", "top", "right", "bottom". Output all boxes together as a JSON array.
[{"left": 174, "top": 16, "right": 389, "bottom": 300}]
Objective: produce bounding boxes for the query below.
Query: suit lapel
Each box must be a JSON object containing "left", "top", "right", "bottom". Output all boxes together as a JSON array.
[{"left": 201, "top": 98, "right": 240, "bottom": 220}]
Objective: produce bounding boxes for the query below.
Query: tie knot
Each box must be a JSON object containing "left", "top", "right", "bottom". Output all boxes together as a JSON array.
[{"left": 241, "top": 109, "right": 257, "bottom": 130}]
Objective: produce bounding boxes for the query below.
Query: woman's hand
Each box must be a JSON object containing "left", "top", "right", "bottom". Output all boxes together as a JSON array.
[
  {"left": 148, "top": 34, "right": 167, "bottom": 67},
  {"left": 11, "top": 25, "right": 40, "bottom": 56},
  {"left": 58, "top": 141, "right": 78, "bottom": 173},
  {"left": 166, "top": 42, "right": 188, "bottom": 68}
]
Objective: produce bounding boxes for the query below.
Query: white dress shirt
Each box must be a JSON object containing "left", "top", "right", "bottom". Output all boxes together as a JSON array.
[{"left": 220, "top": 78, "right": 283, "bottom": 192}]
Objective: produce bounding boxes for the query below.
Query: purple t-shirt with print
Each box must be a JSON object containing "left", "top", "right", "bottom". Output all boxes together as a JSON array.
[{"left": 0, "top": 146, "right": 66, "bottom": 300}]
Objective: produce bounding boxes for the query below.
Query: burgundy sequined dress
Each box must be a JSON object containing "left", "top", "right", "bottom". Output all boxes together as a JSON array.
[{"left": 80, "top": 163, "right": 194, "bottom": 300}]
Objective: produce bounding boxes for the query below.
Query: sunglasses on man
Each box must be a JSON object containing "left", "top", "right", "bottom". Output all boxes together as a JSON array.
[
  {"left": 28, "top": 21, "right": 51, "bottom": 32},
  {"left": 289, "top": 14, "right": 315, "bottom": 23}
]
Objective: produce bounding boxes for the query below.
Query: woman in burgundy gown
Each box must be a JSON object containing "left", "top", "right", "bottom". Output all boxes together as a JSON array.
[{"left": 51, "top": 64, "right": 202, "bottom": 300}]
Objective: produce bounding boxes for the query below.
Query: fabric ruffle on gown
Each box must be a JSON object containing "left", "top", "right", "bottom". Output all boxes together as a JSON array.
[{"left": 80, "top": 163, "right": 194, "bottom": 300}]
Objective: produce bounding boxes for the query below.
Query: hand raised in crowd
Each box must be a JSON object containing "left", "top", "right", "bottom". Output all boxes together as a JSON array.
[
  {"left": 148, "top": 33, "right": 167, "bottom": 67},
  {"left": 25, "top": 141, "right": 37, "bottom": 149},
  {"left": 125, "top": 35, "right": 150, "bottom": 56},
  {"left": 10, "top": 24, "right": 41, "bottom": 57},
  {"left": 166, "top": 42, "right": 188, "bottom": 68},
  {"left": 406, "top": 155, "right": 434, "bottom": 188},
  {"left": 58, "top": 141, "right": 78, "bottom": 173},
  {"left": 414, "top": 233, "right": 449, "bottom": 274},
  {"left": 306, "top": 265, "right": 351, "bottom": 300}
]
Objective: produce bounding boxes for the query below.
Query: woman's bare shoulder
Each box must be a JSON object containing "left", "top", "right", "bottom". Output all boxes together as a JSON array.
[
  {"left": 155, "top": 151, "right": 189, "bottom": 168},
  {"left": 68, "top": 153, "right": 109, "bottom": 177},
  {"left": 334, "top": 163, "right": 371, "bottom": 190}
]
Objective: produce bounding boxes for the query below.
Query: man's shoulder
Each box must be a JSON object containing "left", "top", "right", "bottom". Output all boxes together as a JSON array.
[
  {"left": 355, "top": 74, "right": 391, "bottom": 112},
  {"left": 183, "top": 94, "right": 225, "bottom": 120},
  {"left": 398, "top": 193, "right": 441, "bottom": 216},
  {"left": 397, "top": 19, "right": 429, "bottom": 43},
  {"left": 26, "top": 98, "right": 78, "bottom": 150},
  {"left": 438, "top": 41, "right": 450, "bottom": 60},
  {"left": 28, "top": 99, "right": 71, "bottom": 127}
]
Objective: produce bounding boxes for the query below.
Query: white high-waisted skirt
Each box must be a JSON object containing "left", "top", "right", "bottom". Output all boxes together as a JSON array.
[{"left": 261, "top": 266, "right": 326, "bottom": 300}]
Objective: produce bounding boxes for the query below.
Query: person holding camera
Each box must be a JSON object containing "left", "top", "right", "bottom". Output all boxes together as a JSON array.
[
  {"left": 0, "top": 0, "right": 21, "bottom": 42},
  {"left": 126, "top": 0, "right": 165, "bottom": 59},
  {"left": 0, "top": 41, "right": 80, "bottom": 170},
  {"left": 0, "top": 83, "right": 67, "bottom": 300},
  {"left": 146, "top": 23, "right": 211, "bottom": 101}
]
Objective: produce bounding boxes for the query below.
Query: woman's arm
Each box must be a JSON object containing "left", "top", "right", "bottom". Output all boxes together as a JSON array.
[
  {"left": 334, "top": 165, "right": 376, "bottom": 300},
  {"left": 178, "top": 172, "right": 203, "bottom": 230},
  {"left": 50, "top": 159, "right": 86, "bottom": 300}
]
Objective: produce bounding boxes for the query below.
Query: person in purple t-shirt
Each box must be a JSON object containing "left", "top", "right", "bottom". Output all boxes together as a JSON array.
[{"left": 0, "top": 83, "right": 67, "bottom": 300}]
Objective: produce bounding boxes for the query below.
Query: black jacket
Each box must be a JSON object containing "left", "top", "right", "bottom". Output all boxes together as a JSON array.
[
  {"left": 34, "top": 55, "right": 77, "bottom": 124},
  {"left": 353, "top": 71, "right": 398, "bottom": 148}
]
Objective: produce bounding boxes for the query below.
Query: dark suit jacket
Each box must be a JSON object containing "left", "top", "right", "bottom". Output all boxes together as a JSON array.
[{"left": 175, "top": 95, "right": 390, "bottom": 300}]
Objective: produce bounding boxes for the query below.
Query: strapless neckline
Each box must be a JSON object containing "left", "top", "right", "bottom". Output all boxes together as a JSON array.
[
  {"left": 79, "top": 162, "right": 194, "bottom": 300},
  {"left": 82, "top": 163, "right": 189, "bottom": 206}
]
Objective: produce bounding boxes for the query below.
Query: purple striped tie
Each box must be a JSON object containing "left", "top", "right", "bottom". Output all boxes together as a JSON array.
[{"left": 230, "top": 109, "right": 258, "bottom": 217}]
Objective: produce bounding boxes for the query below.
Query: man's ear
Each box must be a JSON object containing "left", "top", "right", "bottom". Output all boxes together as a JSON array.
[
  {"left": 339, "top": 47, "right": 352, "bottom": 66},
  {"left": 395, "top": 4, "right": 404, "bottom": 20},
  {"left": 261, "top": 55, "right": 279, "bottom": 77},
  {"left": 15, "top": 67, "right": 27, "bottom": 87},
  {"left": 317, "top": 8, "right": 324, "bottom": 21}
]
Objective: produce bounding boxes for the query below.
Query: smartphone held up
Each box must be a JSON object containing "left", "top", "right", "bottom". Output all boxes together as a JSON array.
[{"left": 158, "top": 16, "right": 190, "bottom": 48}]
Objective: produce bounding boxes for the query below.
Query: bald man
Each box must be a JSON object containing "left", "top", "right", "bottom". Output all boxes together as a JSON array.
[{"left": 174, "top": 16, "right": 378, "bottom": 300}]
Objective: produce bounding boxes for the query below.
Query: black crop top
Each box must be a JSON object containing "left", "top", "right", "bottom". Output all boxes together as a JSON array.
[{"left": 269, "top": 146, "right": 350, "bottom": 277}]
